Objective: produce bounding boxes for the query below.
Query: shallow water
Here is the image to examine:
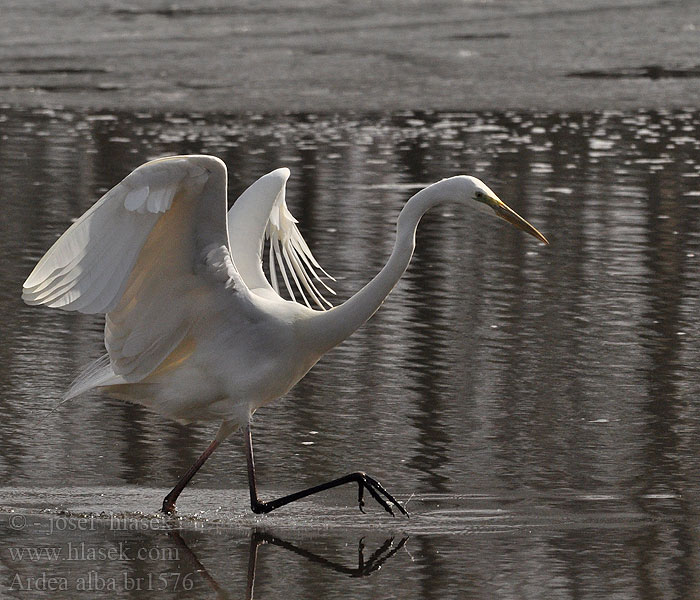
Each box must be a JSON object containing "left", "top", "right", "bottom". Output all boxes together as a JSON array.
[{"left": 1, "top": 107, "right": 699, "bottom": 598}]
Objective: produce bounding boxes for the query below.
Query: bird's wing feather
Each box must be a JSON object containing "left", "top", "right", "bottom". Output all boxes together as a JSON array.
[
  {"left": 227, "top": 167, "right": 335, "bottom": 309},
  {"left": 23, "top": 154, "right": 243, "bottom": 382}
]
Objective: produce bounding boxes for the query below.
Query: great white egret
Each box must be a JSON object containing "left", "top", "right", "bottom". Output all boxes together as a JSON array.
[{"left": 22, "top": 155, "right": 548, "bottom": 517}]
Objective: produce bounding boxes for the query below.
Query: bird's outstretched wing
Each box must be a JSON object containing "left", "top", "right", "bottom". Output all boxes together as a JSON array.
[
  {"left": 22, "top": 155, "right": 242, "bottom": 382},
  {"left": 227, "top": 168, "right": 335, "bottom": 310}
]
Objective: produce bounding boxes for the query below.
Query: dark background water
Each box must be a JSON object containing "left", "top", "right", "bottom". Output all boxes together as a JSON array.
[{"left": 1, "top": 107, "right": 699, "bottom": 598}]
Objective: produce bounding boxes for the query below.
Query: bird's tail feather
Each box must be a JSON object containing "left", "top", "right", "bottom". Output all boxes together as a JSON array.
[
  {"left": 64, "top": 353, "right": 117, "bottom": 400},
  {"left": 36, "top": 354, "right": 117, "bottom": 426},
  {"left": 42, "top": 354, "right": 243, "bottom": 429}
]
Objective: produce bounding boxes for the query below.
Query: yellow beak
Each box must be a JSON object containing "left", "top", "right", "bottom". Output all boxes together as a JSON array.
[{"left": 491, "top": 198, "right": 549, "bottom": 245}]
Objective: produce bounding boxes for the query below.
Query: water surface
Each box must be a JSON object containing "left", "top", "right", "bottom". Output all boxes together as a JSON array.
[{"left": 1, "top": 107, "right": 699, "bottom": 598}]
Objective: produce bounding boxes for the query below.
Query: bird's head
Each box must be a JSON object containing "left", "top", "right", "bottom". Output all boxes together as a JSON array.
[{"left": 464, "top": 176, "right": 549, "bottom": 244}]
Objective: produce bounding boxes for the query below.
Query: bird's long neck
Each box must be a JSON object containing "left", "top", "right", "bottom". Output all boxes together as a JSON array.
[{"left": 308, "top": 185, "right": 445, "bottom": 354}]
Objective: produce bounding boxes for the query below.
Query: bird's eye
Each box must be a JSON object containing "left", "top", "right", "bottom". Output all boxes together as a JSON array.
[{"left": 475, "top": 191, "right": 485, "bottom": 200}]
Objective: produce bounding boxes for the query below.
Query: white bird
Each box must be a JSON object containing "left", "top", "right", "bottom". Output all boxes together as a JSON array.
[{"left": 22, "top": 155, "right": 548, "bottom": 517}]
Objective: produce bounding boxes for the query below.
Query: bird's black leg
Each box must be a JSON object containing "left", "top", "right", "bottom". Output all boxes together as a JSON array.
[
  {"left": 162, "top": 438, "right": 221, "bottom": 514},
  {"left": 244, "top": 423, "right": 408, "bottom": 517}
]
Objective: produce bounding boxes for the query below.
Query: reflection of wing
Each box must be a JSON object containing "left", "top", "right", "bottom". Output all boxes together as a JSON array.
[
  {"left": 228, "top": 168, "right": 335, "bottom": 310},
  {"left": 23, "top": 155, "right": 244, "bottom": 381}
]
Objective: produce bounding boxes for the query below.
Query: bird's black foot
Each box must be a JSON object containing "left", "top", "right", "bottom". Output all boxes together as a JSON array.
[
  {"left": 161, "top": 496, "right": 177, "bottom": 515},
  {"left": 247, "top": 470, "right": 409, "bottom": 517},
  {"left": 251, "top": 500, "right": 272, "bottom": 515},
  {"left": 353, "top": 472, "right": 409, "bottom": 517}
]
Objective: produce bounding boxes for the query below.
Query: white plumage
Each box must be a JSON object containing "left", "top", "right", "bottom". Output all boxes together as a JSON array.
[
  {"left": 22, "top": 154, "right": 547, "bottom": 515},
  {"left": 23, "top": 156, "right": 334, "bottom": 424}
]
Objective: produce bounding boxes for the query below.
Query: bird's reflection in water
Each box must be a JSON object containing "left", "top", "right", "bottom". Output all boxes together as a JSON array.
[{"left": 167, "top": 528, "right": 409, "bottom": 599}]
